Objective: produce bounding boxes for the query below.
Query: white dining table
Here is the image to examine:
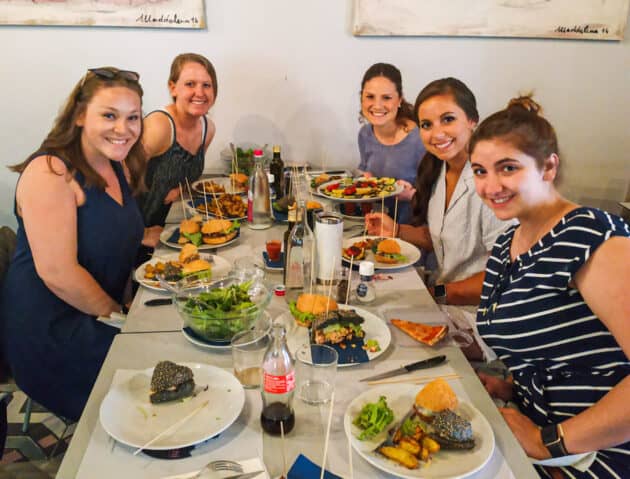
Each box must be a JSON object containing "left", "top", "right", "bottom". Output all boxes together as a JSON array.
[{"left": 57, "top": 198, "right": 539, "bottom": 479}]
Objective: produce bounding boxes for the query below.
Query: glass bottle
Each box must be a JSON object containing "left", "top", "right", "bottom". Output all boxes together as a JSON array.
[
  {"left": 284, "top": 200, "right": 314, "bottom": 303},
  {"left": 269, "top": 145, "right": 285, "bottom": 200},
  {"left": 356, "top": 261, "right": 376, "bottom": 303},
  {"left": 260, "top": 325, "right": 295, "bottom": 435},
  {"left": 282, "top": 203, "right": 297, "bottom": 285},
  {"left": 247, "top": 149, "right": 272, "bottom": 230}
]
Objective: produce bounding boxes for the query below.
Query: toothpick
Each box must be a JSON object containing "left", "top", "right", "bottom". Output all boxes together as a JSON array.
[
  {"left": 326, "top": 256, "right": 336, "bottom": 317},
  {"left": 392, "top": 197, "right": 399, "bottom": 239},
  {"left": 280, "top": 420, "right": 288, "bottom": 479},
  {"left": 202, "top": 187, "right": 209, "bottom": 221},
  {"left": 185, "top": 177, "right": 193, "bottom": 202},
  {"left": 210, "top": 186, "right": 223, "bottom": 219},
  {"left": 310, "top": 234, "right": 316, "bottom": 295},
  {"left": 348, "top": 425, "right": 354, "bottom": 479},
  {"left": 380, "top": 196, "right": 385, "bottom": 238},
  {"left": 178, "top": 183, "right": 187, "bottom": 220},
  {"left": 320, "top": 391, "right": 335, "bottom": 479},
  {"left": 132, "top": 400, "right": 208, "bottom": 455},
  {"left": 367, "top": 373, "right": 461, "bottom": 387},
  {"left": 345, "top": 256, "right": 354, "bottom": 305}
]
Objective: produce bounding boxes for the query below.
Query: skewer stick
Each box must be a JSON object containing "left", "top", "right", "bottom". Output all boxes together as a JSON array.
[
  {"left": 347, "top": 424, "right": 354, "bottom": 479},
  {"left": 309, "top": 233, "right": 316, "bottom": 296},
  {"left": 132, "top": 400, "right": 208, "bottom": 455},
  {"left": 210, "top": 187, "right": 223, "bottom": 219},
  {"left": 367, "top": 373, "right": 461, "bottom": 387},
  {"left": 184, "top": 177, "right": 194, "bottom": 202},
  {"left": 178, "top": 183, "right": 187, "bottom": 220},
  {"left": 320, "top": 391, "right": 335, "bottom": 479},
  {"left": 392, "top": 197, "right": 399, "bottom": 239},
  {"left": 325, "top": 256, "right": 336, "bottom": 317},
  {"left": 280, "top": 420, "right": 288, "bottom": 479},
  {"left": 380, "top": 196, "right": 385, "bottom": 238},
  {"left": 345, "top": 255, "right": 354, "bottom": 305}
]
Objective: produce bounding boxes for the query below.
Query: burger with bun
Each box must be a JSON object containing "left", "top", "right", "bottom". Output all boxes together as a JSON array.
[
  {"left": 178, "top": 218, "right": 202, "bottom": 245},
  {"left": 374, "top": 238, "right": 406, "bottom": 264},
  {"left": 179, "top": 244, "right": 212, "bottom": 277},
  {"left": 289, "top": 293, "right": 338, "bottom": 328},
  {"left": 201, "top": 219, "right": 240, "bottom": 245}
]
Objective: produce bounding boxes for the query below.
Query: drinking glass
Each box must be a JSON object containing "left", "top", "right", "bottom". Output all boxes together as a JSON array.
[
  {"left": 295, "top": 344, "right": 338, "bottom": 404},
  {"left": 231, "top": 328, "right": 270, "bottom": 389}
]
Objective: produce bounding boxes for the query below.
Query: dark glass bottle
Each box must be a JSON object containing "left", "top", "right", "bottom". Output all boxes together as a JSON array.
[{"left": 269, "top": 145, "right": 285, "bottom": 200}]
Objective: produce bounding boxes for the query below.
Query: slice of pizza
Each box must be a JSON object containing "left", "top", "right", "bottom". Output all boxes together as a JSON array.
[{"left": 390, "top": 319, "right": 448, "bottom": 346}]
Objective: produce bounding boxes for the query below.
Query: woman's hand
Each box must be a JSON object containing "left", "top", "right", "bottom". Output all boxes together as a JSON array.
[
  {"left": 163, "top": 187, "right": 181, "bottom": 204},
  {"left": 142, "top": 225, "right": 163, "bottom": 248},
  {"left": 477, "top": 371, "right": 514, "bottom": 401},
  {"left": 361, "top": 171, "right": 373, "bottom": 179},
  {"left": 365, "top": 212, "right": 395, "bottom": 237},
  {"left": 499, "top": 408, "right": 549, "bottom": 460},
  {"left": 396, "top": 179, "right": 416, "bottom": 202}
]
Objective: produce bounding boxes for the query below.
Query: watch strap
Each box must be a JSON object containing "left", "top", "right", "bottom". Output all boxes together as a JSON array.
[
  {"left": 541, "top": 424, "right": 568, "bottom": 457},
  {"left": 434, "top": 284, "right": 446, "bottom": 298}
]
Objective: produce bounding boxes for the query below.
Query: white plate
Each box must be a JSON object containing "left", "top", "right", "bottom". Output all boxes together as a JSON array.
[
  {"left": 181, "top": 311, "right": 273, "bottom": 350},
  {"left": 160, "top": 225, "right": 241, "bottom": 250},
  {"left": 317, "top": 177, "right": 403, "bottom": 203},
  {"left": 191, "top": 177, "right": 247, "bottom": 196},
  {"left": 276, "top": 305, "right": 391, "bottom": 367},
  {"left": 185, "top": 198, "right": 247, "bottom": 220},
  {"left": 134, "top": 253, "right": 232, "bottom": 292},
  {"left": 344, "top": 384, "right": 495, "bottom": 478},
  {"left": 99, "top": 363, "right": 244, "bottom": 450},
  {"left": 342, "top": 235, "right": 421, "bottom": 270}
]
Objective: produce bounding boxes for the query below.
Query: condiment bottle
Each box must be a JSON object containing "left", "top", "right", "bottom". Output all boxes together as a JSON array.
[
  {"left": 282, "top": 203, "right": 297, "bottom": 285},
  {"left": 336, "top": 266, "right": 350, "bottom": 303},
  {"left": 356, "top": 261, "right": 376, "bottom": 303},
  {"left": 269, "top": 145, "right": 285, "bottom": 200},
  {"left": 260, "top": 325, "right": 295, "bottom": 435},
  {"left": 247, "top": 149, "right": 272, "bottom": 230}
]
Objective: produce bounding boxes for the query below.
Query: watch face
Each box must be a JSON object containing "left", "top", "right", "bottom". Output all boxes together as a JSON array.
[{"left": 434, "top": 284, "right": 446, "bottom": 298}]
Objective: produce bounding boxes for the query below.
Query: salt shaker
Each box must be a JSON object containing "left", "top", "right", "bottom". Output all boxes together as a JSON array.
[{"left": 356, "top": 261, "right": 375, "bottom": 303}]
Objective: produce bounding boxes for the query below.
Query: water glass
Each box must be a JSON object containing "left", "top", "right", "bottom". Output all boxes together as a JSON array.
[
  {"left": 295, "top": 344, "right": 338, "bottom": 404},
  {"left": 231, "top": 328, "right": 270, "bottom": 389}
]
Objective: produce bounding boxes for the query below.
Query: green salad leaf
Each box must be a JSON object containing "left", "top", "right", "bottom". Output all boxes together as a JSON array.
[
  {"left": 352, "top": 396, "right": 394, "bottom": 440},
  {"left": 183, "top": 231, "right": 202, "bottom": 246}
]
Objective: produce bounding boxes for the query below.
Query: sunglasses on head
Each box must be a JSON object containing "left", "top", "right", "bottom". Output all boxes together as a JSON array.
[{"left": 79, "top": 67, "right": 140, "bottom": 89}]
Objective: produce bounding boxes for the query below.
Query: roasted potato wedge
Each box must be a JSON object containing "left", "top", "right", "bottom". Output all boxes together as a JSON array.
[
  {"left": 379, "top": 446, "right": 418, "bottom": 469},
  {"left": 398, "top": 437, "right": 421, "bottom": 456},
  {"left": 422, "top": 436, "right": 441, "bottom": 453}
]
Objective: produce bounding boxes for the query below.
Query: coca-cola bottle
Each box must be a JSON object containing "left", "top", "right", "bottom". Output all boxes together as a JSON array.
[{"left": 260, "top": 325, "right": 295, "bottom": 435}]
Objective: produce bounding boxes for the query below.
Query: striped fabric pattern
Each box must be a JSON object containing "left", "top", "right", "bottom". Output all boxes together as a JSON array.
[{"left": 477, "top": 207, "right": 630, "bottom": 478}]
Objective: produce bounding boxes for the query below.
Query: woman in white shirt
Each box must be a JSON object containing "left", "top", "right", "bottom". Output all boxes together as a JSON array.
[{"left": 366, "top": 78, "right": 509, "bottom": 306}]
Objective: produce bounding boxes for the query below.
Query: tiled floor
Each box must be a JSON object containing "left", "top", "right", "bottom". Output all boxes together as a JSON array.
[{"left": 1, "top": 391, "right": 74, "bottom": 478}]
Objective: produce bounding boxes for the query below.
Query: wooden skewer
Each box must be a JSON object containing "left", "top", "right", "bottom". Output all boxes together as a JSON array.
[
  {"left": 132, "top": 400, "right": 209, "bottom": 455},
  {"left": 320, "top": 390, "right": 335, "bottom": 479},
  {"left": 367, "top": 373, "right": 461, "bottom": 387},
  {"left": 347, "top": 423, "right": 354, "bottom": 479},
  {"left": 326, "top": 256, "right": 336, "bottom": 317},
  {"left": 309, "top": 232, "right": 316, "bottom": 296},
  {"left": 202, "top": 188, "right": 209, "bottom": 221},
  {"left": 178, "top": 183, "right": 187, "bottom": 220},
  {"left": 210, "top": 185, "right": 223, "bottom": 219},
  {"left": 392, "top": 197, "right": 399, "bottom": 239},
  {"left": 345, "top": 254, "right": 354, "bottom": 305},
  {"left": 380, "top": 196, "right": 385, "bottom": 238},
  {"left": 280, "top": 420, "right": 288, "bottom": 479}
]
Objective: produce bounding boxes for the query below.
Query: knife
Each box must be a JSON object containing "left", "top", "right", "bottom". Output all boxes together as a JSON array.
[
  {"left": 144, "top": 298, "right": 173, "bottom": 307},
  {"left": 359, "top": 355, "right": 446, "bottom": 382}
]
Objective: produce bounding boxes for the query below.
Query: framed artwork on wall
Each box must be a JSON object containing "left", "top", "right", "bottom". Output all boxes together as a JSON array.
[
  {"left": 352, "top": 0, "right": 630, "bottom": 41},
  {"left": 0, "top": 0, "right": 206, "bottom": 29}
]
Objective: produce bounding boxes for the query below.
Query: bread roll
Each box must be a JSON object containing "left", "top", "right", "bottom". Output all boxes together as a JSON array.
[{"left": 415, "top": 378, "right": 458, "bottom": 412}]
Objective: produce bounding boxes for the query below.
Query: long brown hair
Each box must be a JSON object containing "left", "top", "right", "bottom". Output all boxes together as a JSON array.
[
  {"left": 359, "top": 63, "right": 416, "bottom": 128},
  {"left": 10, "top": 67, "right": 146, "bottom": 193},
  {"left": 469, "top": 95, "right": 561, "bottom": 182},
  {"left": 411, "top": 78, "right": 479, "bottom": 225}
]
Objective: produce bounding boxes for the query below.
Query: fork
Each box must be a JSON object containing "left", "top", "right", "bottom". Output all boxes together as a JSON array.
[{"left": 191, "top": 459, "right": 243, "bottom": 478}]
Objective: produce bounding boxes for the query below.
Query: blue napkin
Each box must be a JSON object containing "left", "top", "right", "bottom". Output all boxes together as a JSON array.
[
  {"left": 330, "top": 336, "right": 369, "bottom": 365},
  {"left": 288, "top": 454, "right": 342, "bottom": 479},
  {"left": 263, "top": 251, "right": 284, "bottom": 269}
]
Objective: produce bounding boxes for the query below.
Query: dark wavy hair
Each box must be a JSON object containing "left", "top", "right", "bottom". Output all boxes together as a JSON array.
[
  {"left": 469, "top": 95, "right": 561, "bottom": 182},
  {"left": 359, "top": 63, "right": 416, "bottom": 128},
  {"left": 411, "top": 78, "right": 479, "bottom": 226},
  {"left": 10, "top": 67, "right": 146, "bottom": 193},
  {"left": 169, "top": 53, "right": 218, "bottom": 102}
]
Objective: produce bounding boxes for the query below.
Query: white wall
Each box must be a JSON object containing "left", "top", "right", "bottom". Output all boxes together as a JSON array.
[{"left": 1, "top": 1, "right": 629, "bottom": 228}]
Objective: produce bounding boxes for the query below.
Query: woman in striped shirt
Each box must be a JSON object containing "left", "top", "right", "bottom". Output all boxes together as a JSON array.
[{"left": 470, "top": 96, "right": 630, "bottom": 478}]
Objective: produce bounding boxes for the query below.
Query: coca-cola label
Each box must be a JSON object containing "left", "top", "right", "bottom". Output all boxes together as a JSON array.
[{"left": 263, "top": 371, "right": 295, "bottom": 394}]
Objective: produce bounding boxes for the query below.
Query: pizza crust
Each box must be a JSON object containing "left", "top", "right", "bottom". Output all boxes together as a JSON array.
[{"left": 390, "top": 319, "right": 448, "bottom": 346}]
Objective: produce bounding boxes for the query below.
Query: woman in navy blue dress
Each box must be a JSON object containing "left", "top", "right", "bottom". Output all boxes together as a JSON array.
[
  {"left": 1, "top": 67, "right": 146, "bottom": 421},
  {"left": 470, "top": 96, "right": 630, "bottom": 478}
]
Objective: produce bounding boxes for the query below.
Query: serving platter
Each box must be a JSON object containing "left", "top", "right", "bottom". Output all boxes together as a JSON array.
[
  {"left": 191, "top": 177, "right": 246, "bottom": 196},
  {"left": 134, "top": 253, "right": 232, "bottom": 292},
  {"left": 185, "top": 197, "right": 247, "bottom": 220},
  {"left": 317, "top": 177, "right": 403, "bottom": 203},
  {"left": 344, "top": 384, "right": 495, "bottom": 478},
  {"left": 342, "top": 235, "right": 421, "bottom": 270},
  {"left": 160, "top": 225, "right": 241, "bottom": 251},
  {"left": 99, "top": 363, "right": 244, "bottom": 450}
]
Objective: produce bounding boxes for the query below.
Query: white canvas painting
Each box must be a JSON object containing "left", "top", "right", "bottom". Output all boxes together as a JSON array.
[
  {"left": 353, "top": 0, "right": 630, "bottom": 40},
  {"left": 0, "top": 0, "right": 206, "bottom": 29}
]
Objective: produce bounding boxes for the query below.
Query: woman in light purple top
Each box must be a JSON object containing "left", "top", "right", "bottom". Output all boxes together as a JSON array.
[{"left": 357, "top": 63, "right": 425, "bottom": 223}]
